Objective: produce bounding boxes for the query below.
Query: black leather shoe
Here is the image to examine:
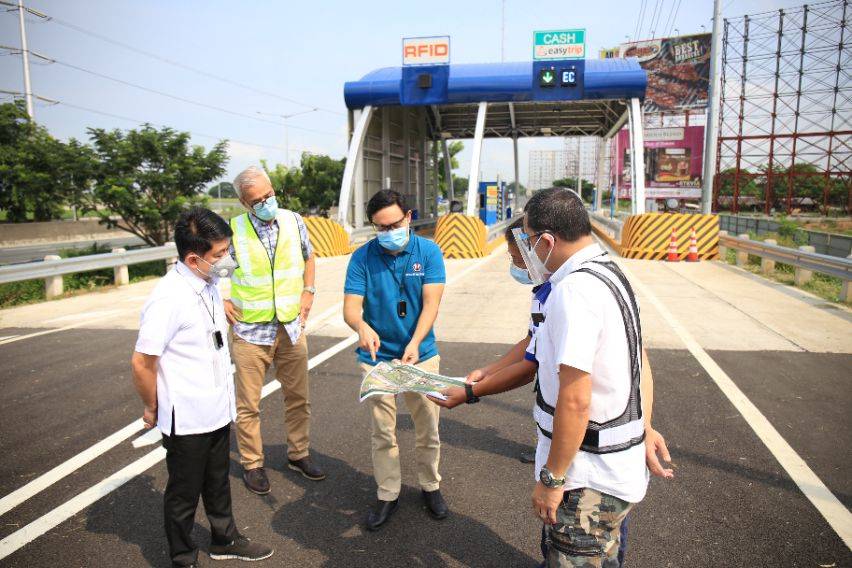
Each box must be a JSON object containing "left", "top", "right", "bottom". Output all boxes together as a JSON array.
[
  {"left": 365, "top": 498, "right": 399, "bottom": 531},
  {"left": 242, "top": 467, "right": 271, "bottom": 495},
  {"left": 519, "top": 451, "right": 536, "bottom": 464},
  {"left": 422, "top": 489, "right": 448, "bottom": 520},
  {"left": 288, "top": 456, "right": 327, "bottom": 481}
]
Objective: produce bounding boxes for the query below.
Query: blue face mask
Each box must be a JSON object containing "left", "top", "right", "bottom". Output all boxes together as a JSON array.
[
  {"left": 377, "top": 226, "right": 409, "bottom": 251},
  {"left": 252, "top": 195, "right": 278, "bottom": 221},
  {"left": 510, "top": 263, "right": 534, "bottom": 285}
]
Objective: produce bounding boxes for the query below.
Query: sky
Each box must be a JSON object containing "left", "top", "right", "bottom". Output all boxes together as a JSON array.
[{"left": 0, "top": 0, "right": 809, "bottom": 188}]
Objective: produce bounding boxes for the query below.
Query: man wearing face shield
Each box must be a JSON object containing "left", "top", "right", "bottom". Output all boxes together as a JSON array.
[
  {"left": 224, "top": 166, "right": 325, "bottom": 496},
  {"left": 131, "top": 207, "right": 273, "bottom": 566},
  {"left": 343, "top": 189, "right": 448, "bottom": 531}
]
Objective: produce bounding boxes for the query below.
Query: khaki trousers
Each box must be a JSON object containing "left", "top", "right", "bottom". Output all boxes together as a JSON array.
[
  {"left": 231, "top": 327, "right": 310, "bottom": 469},
  {"left": 361, "top": 355, "right": 442, "bottom": 501}
]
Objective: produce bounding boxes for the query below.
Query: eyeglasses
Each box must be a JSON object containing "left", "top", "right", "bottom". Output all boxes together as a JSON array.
[
  {"left": 524, "top": 230, "right": 553, "bottom": 250},
  {"left": 372, "top": 214, "right": 408, "bottom": 232},
  {"left": 248, "top": 192, "right": 275, "bottom": 208}
]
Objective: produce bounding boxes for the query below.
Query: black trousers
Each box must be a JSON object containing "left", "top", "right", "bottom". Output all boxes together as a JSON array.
[{"left": 162, "top": 422, "right": 238, "bottom": 567}]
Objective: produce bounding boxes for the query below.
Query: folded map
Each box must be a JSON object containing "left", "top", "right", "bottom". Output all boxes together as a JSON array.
[{"left": 359, "top": 361, "right": 467, "bottom": 402}]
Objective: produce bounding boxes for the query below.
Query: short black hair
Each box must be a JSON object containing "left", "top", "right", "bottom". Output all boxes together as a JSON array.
[
  {"left": 174, "top": 207, "right": 233, "bottom": 261},
  {"left": 504, "top": 217, "right": 525, "bottom": 243},
  {"left": 367, "top": 189, "right": 408, "bottom": 221},
  {"left": 524, "top": 187, "right": 591, "bottom": 242}
]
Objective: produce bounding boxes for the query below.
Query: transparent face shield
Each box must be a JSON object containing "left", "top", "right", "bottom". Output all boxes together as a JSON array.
[{"left": 512, "top": 228, "right": 552, "bottom": 286}]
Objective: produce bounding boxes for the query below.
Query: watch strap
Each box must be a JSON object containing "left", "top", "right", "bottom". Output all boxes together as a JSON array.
[{"left": 464, "top": 383, "right": 480, "bottom": 404}]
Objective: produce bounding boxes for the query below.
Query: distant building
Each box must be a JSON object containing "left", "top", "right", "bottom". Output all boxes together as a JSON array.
[{"left": 528, "top": 150, "right": 567, "bottom": 192}]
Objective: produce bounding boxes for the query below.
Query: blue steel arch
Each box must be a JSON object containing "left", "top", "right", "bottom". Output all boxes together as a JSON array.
[{"left": 343, "top": 58, "right": 647, "bottom": 109}]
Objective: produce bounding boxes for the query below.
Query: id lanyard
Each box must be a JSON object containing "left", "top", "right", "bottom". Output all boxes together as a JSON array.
[{"left": 379, "top": 242, "right": 412, "bottom": 318}]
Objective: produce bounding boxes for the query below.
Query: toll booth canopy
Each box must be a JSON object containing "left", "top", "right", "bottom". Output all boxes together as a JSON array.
[{"left": 338, "top": 58, "right": 648, "bottom": 229}]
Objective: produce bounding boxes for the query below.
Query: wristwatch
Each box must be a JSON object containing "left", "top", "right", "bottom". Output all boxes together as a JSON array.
[
  {"left": 539, "top": 466, "right": 566, "bottom": 488},
  {"left": 303, "top": 286, "right": 317, "bottom": 294},
  {"left": 464, "top": 383, "right": 480, "bottom": 404}
]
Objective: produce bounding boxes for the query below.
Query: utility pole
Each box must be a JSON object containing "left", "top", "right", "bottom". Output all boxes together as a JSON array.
[
  {"left": 701, "top": 0, "right": 723, "bottom": 214},
  {"left": 500, "top": 0, "right": 506, "bottom": 62},
  {"left": 257, "top": 107, "right": 319, "bottom": 167},
  {"left": 17, "top": 0, "right": 33, "bottom": 119}
]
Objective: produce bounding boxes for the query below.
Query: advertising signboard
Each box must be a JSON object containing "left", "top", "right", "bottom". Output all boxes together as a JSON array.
[{"left": 612, "top": 126, "right": 705, "bottom": 199}]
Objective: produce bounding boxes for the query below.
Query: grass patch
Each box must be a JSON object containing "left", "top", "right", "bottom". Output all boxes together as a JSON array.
[
  {"left": 0, "top": 243, "right": 166, "bottom": 309},
  {"left": 722, "top": 244, "right": 843, "bottom": 303}
]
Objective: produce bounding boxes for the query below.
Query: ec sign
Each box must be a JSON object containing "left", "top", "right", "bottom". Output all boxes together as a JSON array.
[
  {"left": 403, "top": 36, "right": 450, "bottom": 66},
  {"left": 533, "top": 29, "right": 586, "bottom": 60}
]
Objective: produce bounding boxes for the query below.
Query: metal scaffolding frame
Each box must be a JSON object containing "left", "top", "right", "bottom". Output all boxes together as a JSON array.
[{"left": 713, "top": 0, "right": 851, "bottom": 214}]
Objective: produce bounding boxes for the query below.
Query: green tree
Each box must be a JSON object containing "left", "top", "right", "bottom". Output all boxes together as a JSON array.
[
  {"left": 553, "top": 177, "right": 595, "bottom": 202},
  {"left": 297, "top": 152, "right": 345, "bottom": 215},
  {"left": 716, "top": 167, "right": 760, "bottom": 197},
  {"left": 437, "top": 141, "right": 463, "bottom": 197},
  {"left": 261, "top": 159, "right": 303, "bottom": 212},
  {"left": 258, "top": 153, "right": 344, "bottom": 216},
  {"left": 208, "top": 181, "right": 236, "bottom": 198},
  {"left": 0, "top": 101, "right": 94, "bottom": 222},
  {"left": 84, "top": 125, "right": 227, "bottom": 246},
  {"left": 506, "top": 181, "right": 527, "bottom": 196}
]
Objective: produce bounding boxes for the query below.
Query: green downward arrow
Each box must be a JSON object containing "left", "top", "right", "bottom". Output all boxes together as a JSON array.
[{"left": 542, "top": 71, "right": 554, "bottom": 83}]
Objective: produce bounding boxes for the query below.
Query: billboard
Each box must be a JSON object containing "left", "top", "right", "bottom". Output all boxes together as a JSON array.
[
  {"left": 403, "top": 36, "right": 450, "bottom": 66},
  {"left": 612, "top": 126, "right": 705, "bottom": 199},
  {"left": 620, "top": 33, "right": 711, "bottom": 113}
]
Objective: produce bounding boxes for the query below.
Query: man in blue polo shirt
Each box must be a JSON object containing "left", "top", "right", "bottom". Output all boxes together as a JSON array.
[{"left": 343, "top": 189, "right": 448, "bottom": 531}]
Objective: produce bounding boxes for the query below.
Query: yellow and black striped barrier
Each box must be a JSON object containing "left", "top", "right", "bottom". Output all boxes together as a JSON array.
[
  {"left": 620, "top": 213, "right": 720, "bottom": 260},
  {"left": 433, "top": 214, "right": 487, "bottom": 259},
  {"left": 304, "top": 216, "right": 355, "bottom": 257}
]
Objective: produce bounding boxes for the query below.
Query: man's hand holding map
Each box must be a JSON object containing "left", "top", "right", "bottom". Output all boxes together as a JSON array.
[{"left": 359, "top": 361, "right": 467, "bottom": 402}]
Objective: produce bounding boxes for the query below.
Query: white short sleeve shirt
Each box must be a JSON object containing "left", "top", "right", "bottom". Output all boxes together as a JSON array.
[
  {"left": 533, "top": 243, "right": 649, "bottom": 503},
  {"left": 135, "top": 262, "right": 237, "bottom": 436}
]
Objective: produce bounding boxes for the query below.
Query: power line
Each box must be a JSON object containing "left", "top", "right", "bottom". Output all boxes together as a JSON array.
[
  {"left": 666, "top": 0, "right": 683, "bottom": 37},
  {"left": 634, "top": 0, "right": 648, "bottom": 42},
  {"left": 0, "top": 88, "right": 304, "bottom": 153},
  {"left": 3, "top": 3, "right": 344, "bottom": 116},
  {"left": 0, "top": 46, "right": 340, "bottom": 136}
]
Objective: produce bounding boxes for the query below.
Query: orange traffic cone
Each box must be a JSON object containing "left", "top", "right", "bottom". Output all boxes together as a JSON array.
[
  {"left": 666, "top": 229, "right": 679, "bottom": 262},
  {"left": 686, "top": 227, "right": 700, "bottom": 262}
]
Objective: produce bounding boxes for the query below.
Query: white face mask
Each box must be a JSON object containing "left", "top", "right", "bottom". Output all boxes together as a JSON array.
[
  {"left": 196, "top": 254, "right": 238, "bottom": 279},
  {"left": 512, "top": 228, "right": 553, "bottom": 286}
]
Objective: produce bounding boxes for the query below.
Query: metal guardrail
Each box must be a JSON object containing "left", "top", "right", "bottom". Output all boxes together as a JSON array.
[
  {"left": 0, "top": 245, "right": 176, "bottom": 285},
  {"left": 719, "top": 233, "right": 852, "bottom": 282},
  {"left": 588, "top": 212, "right": 624, "bottom": 240},
  {"left": 486, "top": 214, "right": 524, "bottom": 241}
]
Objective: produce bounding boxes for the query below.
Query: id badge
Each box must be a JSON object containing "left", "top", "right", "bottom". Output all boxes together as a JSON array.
[{"left": 397, "top": 300, "right": 407, "bottom": 318}]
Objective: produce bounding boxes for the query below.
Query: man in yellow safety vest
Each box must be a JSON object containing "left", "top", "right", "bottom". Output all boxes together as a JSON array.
[{"left": 224, "top": 165, "right": 326, "bottom": 495}]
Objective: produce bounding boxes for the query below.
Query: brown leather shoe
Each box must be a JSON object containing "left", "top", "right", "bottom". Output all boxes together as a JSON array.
[
  {"left": 287, "top": 456, "right": 326, "bottom": 481},
  {"left": 242, "top": 467, "right": 270, "bottom": 495}
]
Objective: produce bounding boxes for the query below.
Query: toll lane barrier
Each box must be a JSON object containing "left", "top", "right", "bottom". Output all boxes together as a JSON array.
[
  {"left": 620, "top": 213, "right": 719, "bottom": 260},
  {"left": 304, "top": 217, "right": 355, "bottom": 257},
  {"left": 434, "top": 214, "right": 487, "bottom": 259}
]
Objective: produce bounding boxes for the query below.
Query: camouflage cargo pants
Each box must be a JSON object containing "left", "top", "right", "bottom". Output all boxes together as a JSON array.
[{"left": 542, "top": 487, "right": 633, "bottom": 567}]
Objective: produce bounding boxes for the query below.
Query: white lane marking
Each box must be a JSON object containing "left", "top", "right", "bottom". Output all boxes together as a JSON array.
[
  {"left": 131, "top": 428, "right": 162, "bottom": 449},
  {"left": 0, "top": 310, "right": 131, "bottom": 346},
  {"left": 615, "top": 258, "right": 852, "bottom": 550},
  {"left": 0, "top": 249, "right": 498, "bottom": 559},
  {"left": 0, "top": 420, "right": 144, "bottom": 517},
  {"left": 0, "top": 300, "right": 344, "bottom": 516},
  {"left": 0, "top": 335, "right": 19, "bottom": 342}
]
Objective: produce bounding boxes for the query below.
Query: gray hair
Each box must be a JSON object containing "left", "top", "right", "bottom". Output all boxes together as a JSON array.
[{"left": 232, "top": 166, "right": 272, "bottom": 198}]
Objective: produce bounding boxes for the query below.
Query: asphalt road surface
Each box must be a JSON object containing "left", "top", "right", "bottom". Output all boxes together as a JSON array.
[{"left": 0, "top": 327, "right": 849, "bottom": 567}]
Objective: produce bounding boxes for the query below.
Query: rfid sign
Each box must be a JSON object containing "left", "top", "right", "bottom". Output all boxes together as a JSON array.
[{"left": 533, "top": 29, "right": 586, "bottom": 60}]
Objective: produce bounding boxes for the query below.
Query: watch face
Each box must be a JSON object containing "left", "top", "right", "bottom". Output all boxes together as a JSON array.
[{"left": 539, "top": 468, "right": 551, "bottom": 485}]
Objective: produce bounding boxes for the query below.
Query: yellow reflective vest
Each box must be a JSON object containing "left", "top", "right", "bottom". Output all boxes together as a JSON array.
[{"left": 229, "top": 211, "right": 304, "bottom": 324}]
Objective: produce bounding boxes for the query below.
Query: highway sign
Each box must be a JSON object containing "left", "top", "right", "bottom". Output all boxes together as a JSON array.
[
  {"left": 533, "top": 29, "right": 586, "bottom": 60},
  {"left": 403, "top": 36, "right": 450, "bottom": 66}
]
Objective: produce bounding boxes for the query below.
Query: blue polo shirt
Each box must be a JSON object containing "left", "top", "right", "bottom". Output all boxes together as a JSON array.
[{"left": 344, "top": 233, "right": 446, "bottom": 365}]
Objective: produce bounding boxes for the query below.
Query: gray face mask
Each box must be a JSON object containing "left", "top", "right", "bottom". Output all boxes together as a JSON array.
[{"left": 197, "top": 254, "right": 238, "bottom": 279}]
